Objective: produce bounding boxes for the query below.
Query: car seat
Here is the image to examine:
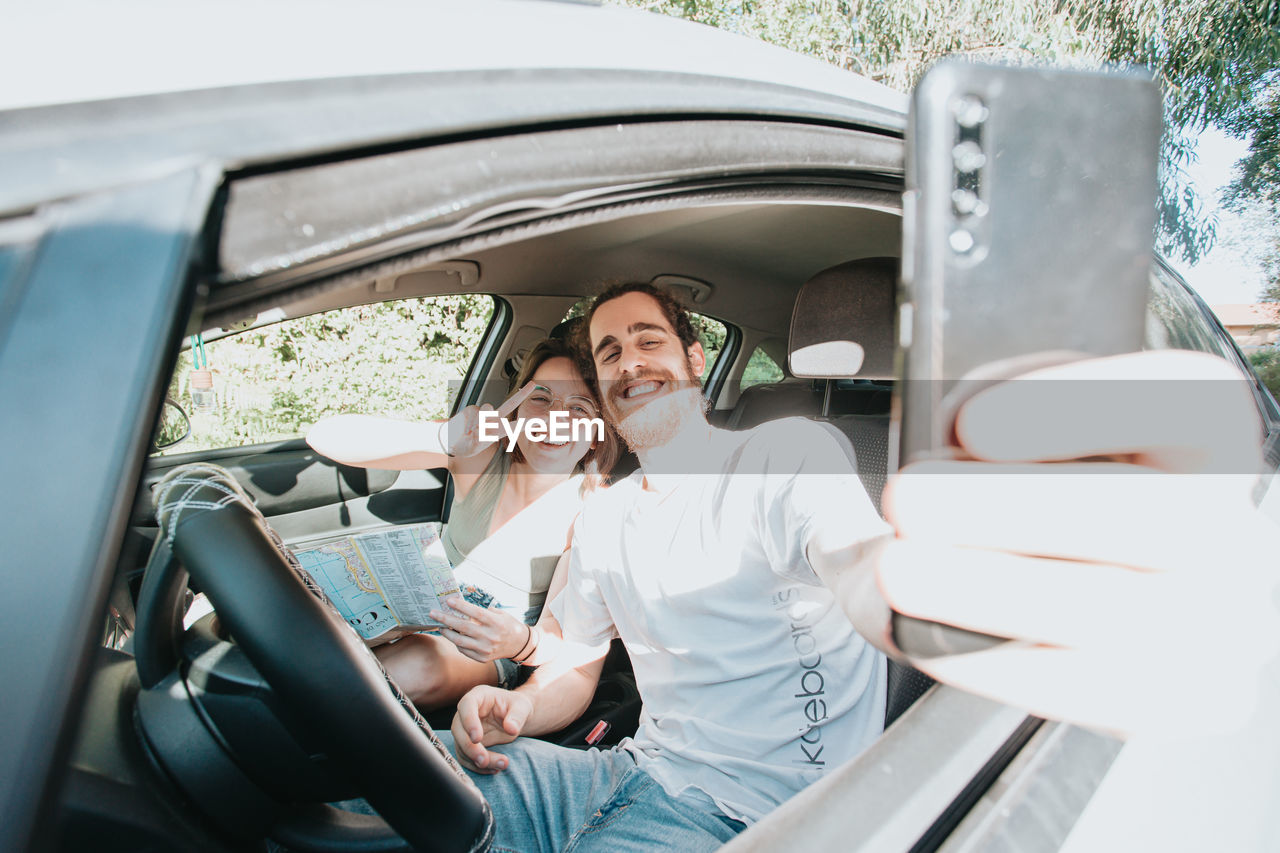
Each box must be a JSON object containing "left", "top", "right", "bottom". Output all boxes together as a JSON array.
[{"left": 787, "top": 257, "right": 935, "bottom": 726}]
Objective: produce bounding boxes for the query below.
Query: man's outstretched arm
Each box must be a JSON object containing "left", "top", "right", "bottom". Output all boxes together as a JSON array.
[{"left": 811, "top": 350, "right": 1280, "bottom": 738}]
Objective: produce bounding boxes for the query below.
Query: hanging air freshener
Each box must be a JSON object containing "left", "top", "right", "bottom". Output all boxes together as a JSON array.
[{"left": 189, "top": 334, "right": 216, "bottom": 413}]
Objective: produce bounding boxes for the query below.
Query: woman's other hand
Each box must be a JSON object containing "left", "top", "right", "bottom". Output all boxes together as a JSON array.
[{"left": 430, "top": 596, "right": 533, "bottom": 663}]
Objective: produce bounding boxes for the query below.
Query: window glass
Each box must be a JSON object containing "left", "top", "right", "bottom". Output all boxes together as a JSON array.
[
  {"left": 740, "top": 345, "right": 785, "bottom": 391},
  {"left": 689, "top": 313, "right": 728, "bottom": 383},
  {"left": 158, "top": 295, "right": 494, "bottom": 454},
  {"left": 1145, "top": 265, "right": 1277, "bottom": 429},
  {"left": 562, "top": 298, "right": 729, "bottom": 384},
  {"left": 1145, "top": 266, "right": 1237, "bottom": 361}
]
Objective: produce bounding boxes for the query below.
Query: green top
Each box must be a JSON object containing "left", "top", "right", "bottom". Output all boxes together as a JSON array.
[{"left": 442, "top": 449, "right": 584, "bottom": 625}]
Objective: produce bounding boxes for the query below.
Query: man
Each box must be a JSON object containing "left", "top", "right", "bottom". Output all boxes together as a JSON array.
[
  {"left": 445, "top": 281, "right": 892, "bottom": 851},
  {"left": 447, "top": 283, "right": 1280, "bottom": 850}
]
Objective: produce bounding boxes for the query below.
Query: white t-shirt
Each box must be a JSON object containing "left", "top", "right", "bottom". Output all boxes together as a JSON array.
[
  {"left": 551, "top": 418, "right": 891, "bottom": 824},
  {"left": 444, "top": 450, "right": 584, "bottom": 624}
]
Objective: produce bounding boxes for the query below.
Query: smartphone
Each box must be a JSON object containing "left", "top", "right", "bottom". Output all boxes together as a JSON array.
[{"left": 889, "top": 61, "right": 1161, "bottom": 657}]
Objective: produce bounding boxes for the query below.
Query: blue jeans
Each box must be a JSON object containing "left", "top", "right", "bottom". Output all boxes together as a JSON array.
[{"left": 435, "top": 733, "right": 745, "bottom": 853}]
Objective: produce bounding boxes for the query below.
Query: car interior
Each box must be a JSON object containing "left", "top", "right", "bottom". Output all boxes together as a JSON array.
[{"left": 57, "top": 114, "right": 1278, "bottom": 852}]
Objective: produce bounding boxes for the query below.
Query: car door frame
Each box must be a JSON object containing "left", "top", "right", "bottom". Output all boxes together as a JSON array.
[{"left": 0, "top": 165, "right": 222, "bottom": 853}]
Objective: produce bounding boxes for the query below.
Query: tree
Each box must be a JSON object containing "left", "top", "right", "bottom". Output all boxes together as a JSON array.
[
  {"left": 611, "top": 0, "right": 1280, "bottom": 266},
  {"left": 1224, "top": 86, "right": 1280, "bottom": 209},
  {"left": 1217, "top": 61, "right": 1280, "bottom": 300},
  {"left": 1222, "top": 193, "right": 1280, "bottom": 301},
  {"left": 1064, "top": 1, "right": 1280, "bottom": 271},
  {"left": 1249, "top": 347, "right": 1280, "bottom": 400}
]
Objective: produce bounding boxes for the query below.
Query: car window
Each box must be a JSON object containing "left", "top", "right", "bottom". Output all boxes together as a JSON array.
[
  {"left": 1145, "top": 265, "right": 1238, "bottom": 362},
  {"left": 158, "top": 295, "right": 495, "bottom": 454},
  {"left": 740, "top": 345, "right": 785, "bottom": 391},
  {"left": 689, "top": 313, "right": 729, "bottom": 384},
  {"left": 1145, "top": 264, "right": 1280, "bottom": 434}
]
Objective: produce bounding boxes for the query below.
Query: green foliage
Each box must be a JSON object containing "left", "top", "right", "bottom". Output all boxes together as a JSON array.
[
  {"left": 625, "top": 0, "right": 861, "bottom": 71},
  {"left": 1223, "top": 86, "right": 1280, "bottom": 208},
  {"left": 160, "top": 296, "right": 493, "bottom": 454},
  {"left": 846, "top": 0, "right": 1096, "bottom": 90},
  {"left": 690, "top": 313, "right": 728, "bottom": 381},
  {"left": 154, "top": 402, "right": 191, "bottom": 449},
  {"left": 1064, "top": 1, "right": 1280, "bottom": 133},
  {"left": 1261, "top": 238, "right": 1280, "bottom": 301},
  {"left": 562, "top": 298, "right": 590, "bottom": 323},
  {"left": 1248, "top": 347, "right": 1280, "bottom": 402},
  {"left": 611, "top": 0, "right": 1280, "bottom": 264},
  {"left": 1248, "top": 348, "right": 1278, "bottom": 367},
  {"left": 740, "top": 346, "right": 785, "bottom": 390},
  {"left": 1063, "top": 0, "right": 1280, "bottom": 263},
  {"left": 1218, "top": 68, "right": 1280, "bottom": 299}
]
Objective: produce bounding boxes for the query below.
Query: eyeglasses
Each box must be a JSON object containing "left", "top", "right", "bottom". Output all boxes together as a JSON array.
[{"left": 524, "top": 385, "right": 599, "bottom": 420}]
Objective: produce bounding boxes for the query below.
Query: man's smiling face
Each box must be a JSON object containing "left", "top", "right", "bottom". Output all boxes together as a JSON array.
[{"left": 588, "top": 291, "right": 707, "bottom": 451}]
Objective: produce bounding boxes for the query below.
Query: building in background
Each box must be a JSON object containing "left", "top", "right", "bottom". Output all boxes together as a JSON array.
[{"left": 1211, "top": 304, "right": 1279, "bottom": 352}]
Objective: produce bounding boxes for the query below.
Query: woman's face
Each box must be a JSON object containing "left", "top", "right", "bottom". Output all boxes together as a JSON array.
[{"left": 512, "top": 356, "right": 599, "bottom": 474}]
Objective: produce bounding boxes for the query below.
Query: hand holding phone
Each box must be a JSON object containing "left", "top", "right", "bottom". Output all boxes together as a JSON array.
[{"left": 890, "top": 60, "right": 1161, "bottom": 658}]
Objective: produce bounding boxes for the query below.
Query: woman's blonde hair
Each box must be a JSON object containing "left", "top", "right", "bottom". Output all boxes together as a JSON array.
[{"left": 508, "top": 337, "right": 619, "bottom": 491}]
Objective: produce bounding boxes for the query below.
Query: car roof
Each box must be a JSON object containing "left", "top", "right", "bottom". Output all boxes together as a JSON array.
[
  {"left": 1, "top": 0, "right": 906, "bottom": 214},
  {"left": 7, "top": 0, "right": 906, "bottom": 112}
]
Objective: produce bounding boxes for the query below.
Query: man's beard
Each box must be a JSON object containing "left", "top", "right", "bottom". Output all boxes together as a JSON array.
[{"left": 604, "top": 370, "right": 707, "bottom": 452}]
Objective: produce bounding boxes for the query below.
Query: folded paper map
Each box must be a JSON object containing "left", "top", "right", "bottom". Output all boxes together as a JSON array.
[{"left": 291, "top": 522, "right": 460, "bottom": 643}]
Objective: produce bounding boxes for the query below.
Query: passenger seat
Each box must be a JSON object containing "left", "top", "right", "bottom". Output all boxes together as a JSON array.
[
  {"left": 787, "top": 257, "right": 934, "bottom": 726},
  {"left": 727, "top": 260, "right": 898, "bottom": 510},
  {"left": 725, "top": 378, "right": 824, "bottom": 430}
]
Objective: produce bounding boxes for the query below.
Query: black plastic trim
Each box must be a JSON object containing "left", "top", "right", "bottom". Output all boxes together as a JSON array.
[
  {"left": 909, "top": 716, "right": 1044, "bottom": 852},
  {"left": 704, "top": 321, "right": 742, "bottom": 403}
]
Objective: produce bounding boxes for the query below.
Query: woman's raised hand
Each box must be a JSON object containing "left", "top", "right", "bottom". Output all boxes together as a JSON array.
[{"left": 439, "top": 382, "right": 536, "bottom": 459}]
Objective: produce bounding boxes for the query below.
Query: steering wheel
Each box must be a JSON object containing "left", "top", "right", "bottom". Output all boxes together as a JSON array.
[{"left": 134, "top": 463, "right": 493, "bottom": 853}]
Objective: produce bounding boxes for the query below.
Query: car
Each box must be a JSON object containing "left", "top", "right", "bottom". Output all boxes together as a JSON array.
[{"left": 4, "top": 1, "right": 1279, "bottom": 851}]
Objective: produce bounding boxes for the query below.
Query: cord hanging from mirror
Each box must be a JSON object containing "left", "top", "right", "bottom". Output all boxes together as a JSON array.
[{"left": 189, "top": 333, "right": 216, "bottom": 413}]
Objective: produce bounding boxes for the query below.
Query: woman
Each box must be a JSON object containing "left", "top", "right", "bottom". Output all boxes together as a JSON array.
[{"left": 306, "top": 337, "right": 617, "bottom": 710}]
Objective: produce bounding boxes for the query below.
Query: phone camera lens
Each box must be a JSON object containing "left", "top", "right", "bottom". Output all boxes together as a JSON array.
[
  {"left": 952, "top": 141, "right": 986, "bottom": 173},
  {"left": 951, "top": 188, "right": 986, "bottom": 216},
  {"left": 953, "top": 96, "right": 989, "bottom": 128}
]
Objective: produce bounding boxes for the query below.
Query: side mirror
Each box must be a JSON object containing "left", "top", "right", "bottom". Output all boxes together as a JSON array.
[{"left": 154, "top": 399, "right": 192, "bottom": 451}]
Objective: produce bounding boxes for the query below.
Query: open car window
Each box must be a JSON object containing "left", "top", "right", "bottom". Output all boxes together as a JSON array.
[{"left": 158, "top": 295, "right": 494, "bottom": 454}]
